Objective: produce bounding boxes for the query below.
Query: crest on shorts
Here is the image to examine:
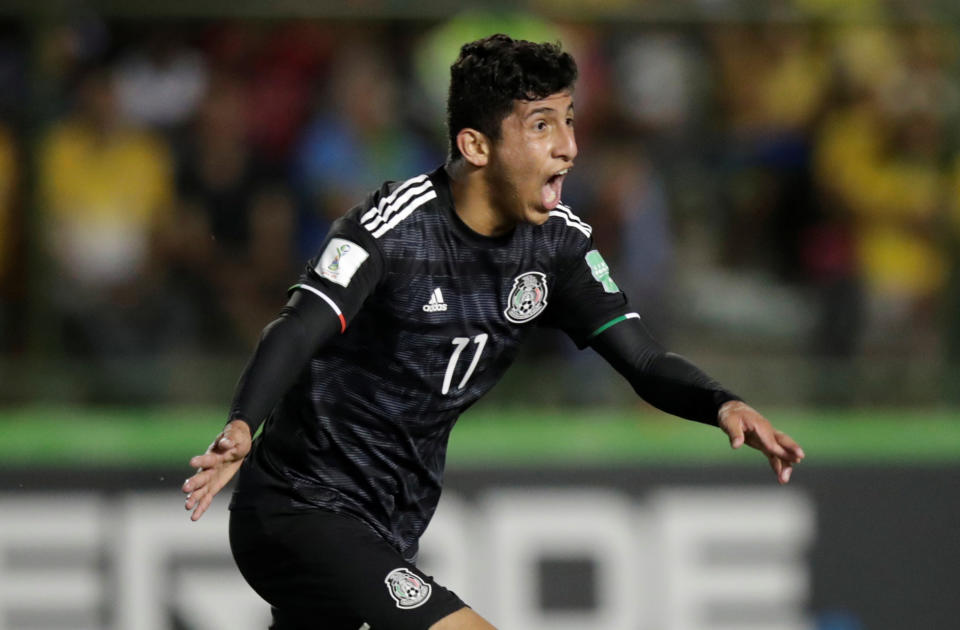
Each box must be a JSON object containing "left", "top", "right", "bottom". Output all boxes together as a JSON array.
[
  {"left": 384, "top": 567, "right": 432, "bottom": 609},
  {"left": 504, "top": 271, "right": 549, "bottom": 324}
]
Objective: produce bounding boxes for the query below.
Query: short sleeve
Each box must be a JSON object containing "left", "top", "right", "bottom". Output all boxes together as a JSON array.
[
  {"left": 543, "top": 239, "right": 632, "bottom": 348},
  {"left": 291, "top": 211, "right": 385, "bottom": 332}
]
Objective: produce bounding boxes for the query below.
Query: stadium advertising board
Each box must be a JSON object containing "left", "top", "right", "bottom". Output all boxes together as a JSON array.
[{"left": 0, "top": 465, "right": 955, "bottom": 630}]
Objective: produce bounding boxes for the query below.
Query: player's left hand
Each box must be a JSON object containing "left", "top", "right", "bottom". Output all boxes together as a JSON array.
[{"left": 717, "top": 401, "right": 805, "bottom": 484}]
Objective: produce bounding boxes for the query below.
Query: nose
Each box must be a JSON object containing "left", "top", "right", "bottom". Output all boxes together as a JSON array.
[{"left": 555, "top": 123, "right": 577, "bottom": 162}]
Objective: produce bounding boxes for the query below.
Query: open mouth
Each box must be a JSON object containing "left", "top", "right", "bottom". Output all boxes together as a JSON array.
[{"left": 541, "top": 167, "right": 570, "bottom": 210}]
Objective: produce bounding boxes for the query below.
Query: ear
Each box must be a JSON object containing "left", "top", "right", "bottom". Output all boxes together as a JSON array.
[{"left": 456, "top": 128, "right": 490, "bottom": 167}]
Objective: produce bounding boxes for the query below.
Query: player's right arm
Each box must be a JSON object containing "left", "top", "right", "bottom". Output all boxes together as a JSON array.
[
  {"left": 183, "top": 209, "right": 384, "bottom": 520},
  {"left": 182, "top": 419, "right": 251, "bottom": 521},
  {"left": 182, "top": 290, "right": 349, "bottom": 520}
]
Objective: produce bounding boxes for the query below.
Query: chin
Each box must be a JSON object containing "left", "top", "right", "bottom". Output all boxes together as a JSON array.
[{"left": 524, "top": 206, "right": 552, "bottom": 225}]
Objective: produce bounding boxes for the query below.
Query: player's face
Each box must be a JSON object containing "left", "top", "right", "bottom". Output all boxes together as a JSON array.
[{"left": 484, "top": 90, "right": 577, "bottom": 226}]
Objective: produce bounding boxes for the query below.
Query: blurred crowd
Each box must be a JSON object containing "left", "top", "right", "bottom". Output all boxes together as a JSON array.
[{"left": 4, "top": 10, "right": 960, "bottom": 405}]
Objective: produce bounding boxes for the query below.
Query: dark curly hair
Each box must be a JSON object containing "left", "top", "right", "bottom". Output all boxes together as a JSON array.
[{"left": 446, "top": 34, "right": 578, "bottom": 161}]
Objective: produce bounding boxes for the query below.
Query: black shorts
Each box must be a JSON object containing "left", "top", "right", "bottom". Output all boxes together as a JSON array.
[{"left": 229, "top": 508, "right": 466, "bottom": 630}]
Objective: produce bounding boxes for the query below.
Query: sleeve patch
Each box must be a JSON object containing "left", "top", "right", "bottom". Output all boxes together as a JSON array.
[
  {"left": 585, "top": 250, "right": 620, "bottom": 293},
  {"left": 315, "top": 238, "right": 370, "bottom": 288}
]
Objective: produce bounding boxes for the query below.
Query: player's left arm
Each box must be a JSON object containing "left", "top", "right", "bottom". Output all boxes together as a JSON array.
[
  {"left": 589, "top": 317, "right": 805, "bottom": 484},
  {"left": 544, "top": 225, "right": 804, "bottom": 482},
  {"left": 715, "top": 399, "right": 805, "bottom": 484}
]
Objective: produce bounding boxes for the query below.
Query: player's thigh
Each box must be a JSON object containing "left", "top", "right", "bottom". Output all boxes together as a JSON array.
[
  {"left": 230, "top": 510, "right": 365, "bottom": 629},
  {"left": 429, "top": 606, "right": 497, "bottom": 630},
  {"left": 268, "top": 604, "right": 363, "bottom": 630},
  {"left": 230, "top": 508, "right": 466, "bottom": 630}
]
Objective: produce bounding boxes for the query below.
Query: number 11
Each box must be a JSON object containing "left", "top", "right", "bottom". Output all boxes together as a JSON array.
[{"left": 442, "top": 333, "right": 488, "bottom": 395}]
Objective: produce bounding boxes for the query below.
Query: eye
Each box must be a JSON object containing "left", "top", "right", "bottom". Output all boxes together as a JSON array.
[
  {"left": 535, "top": 120, "right": 548, "bottom": 131},
  {"left": 566, "top": 117, "right": 575, "bottom": 127}
]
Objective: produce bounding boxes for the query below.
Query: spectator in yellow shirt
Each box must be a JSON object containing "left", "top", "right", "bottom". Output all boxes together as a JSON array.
[{"left": 39, "top": 64, "right": 175, "bottom": 357}]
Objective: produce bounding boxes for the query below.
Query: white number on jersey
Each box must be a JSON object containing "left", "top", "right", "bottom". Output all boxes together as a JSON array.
[{"left": 441, "top": 334, "right": 488, "bottom": 395}]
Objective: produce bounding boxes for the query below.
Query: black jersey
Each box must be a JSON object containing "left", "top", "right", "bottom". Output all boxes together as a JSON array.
[{"left": 231, "top": 166, "right": 632, "bottom": 556}]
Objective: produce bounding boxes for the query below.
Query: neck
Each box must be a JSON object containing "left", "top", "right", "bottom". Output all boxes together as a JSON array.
[{"left": 446, "top": 159, "right": 515, "bottom": 237}]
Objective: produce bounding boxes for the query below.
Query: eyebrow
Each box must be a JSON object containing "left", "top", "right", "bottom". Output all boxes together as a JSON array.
[{"left": 524, "top": 104, "right": 575, "bottom": 119}]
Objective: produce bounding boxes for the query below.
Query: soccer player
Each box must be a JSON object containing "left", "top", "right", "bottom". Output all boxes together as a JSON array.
[{"left": 182, "top": 34, "right": 805, "bottom": 630}]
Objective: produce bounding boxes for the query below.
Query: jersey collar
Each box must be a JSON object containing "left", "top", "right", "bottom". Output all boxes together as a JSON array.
[{"left": 430, "top": 165, "right": 517, "bottom": 249}]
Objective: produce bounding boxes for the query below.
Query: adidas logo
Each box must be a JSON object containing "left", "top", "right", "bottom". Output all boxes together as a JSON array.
[{"left": 422, "top": 288, "right": 448, "bottom": 312}]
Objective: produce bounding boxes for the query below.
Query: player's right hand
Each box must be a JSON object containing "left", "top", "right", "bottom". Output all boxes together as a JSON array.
[{"left": 182, "top": 419, "right": 252, "bottom": 521}]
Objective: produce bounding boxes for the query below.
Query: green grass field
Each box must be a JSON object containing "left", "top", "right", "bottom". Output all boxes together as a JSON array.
[{"left": 1, "top": 405, "right": 958, "bottom": 467}]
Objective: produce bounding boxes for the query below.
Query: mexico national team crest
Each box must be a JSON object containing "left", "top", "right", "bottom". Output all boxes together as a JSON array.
[
  {"left": 504, "top": 271, "right": 549, "bottom": 324},
  {"left": 385, "top": 567, "right": 432, "bottom": 609}
]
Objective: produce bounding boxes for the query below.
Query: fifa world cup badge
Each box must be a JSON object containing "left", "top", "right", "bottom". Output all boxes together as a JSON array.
[
  {"left": 316, "top": 237, "right": 370, "bottom": 287},
  {"left": 504, "top": 271, "right": 549, "bottom": 323},
  {"left": 384, "top": 568, "right": 432, "bottom": 609}
]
